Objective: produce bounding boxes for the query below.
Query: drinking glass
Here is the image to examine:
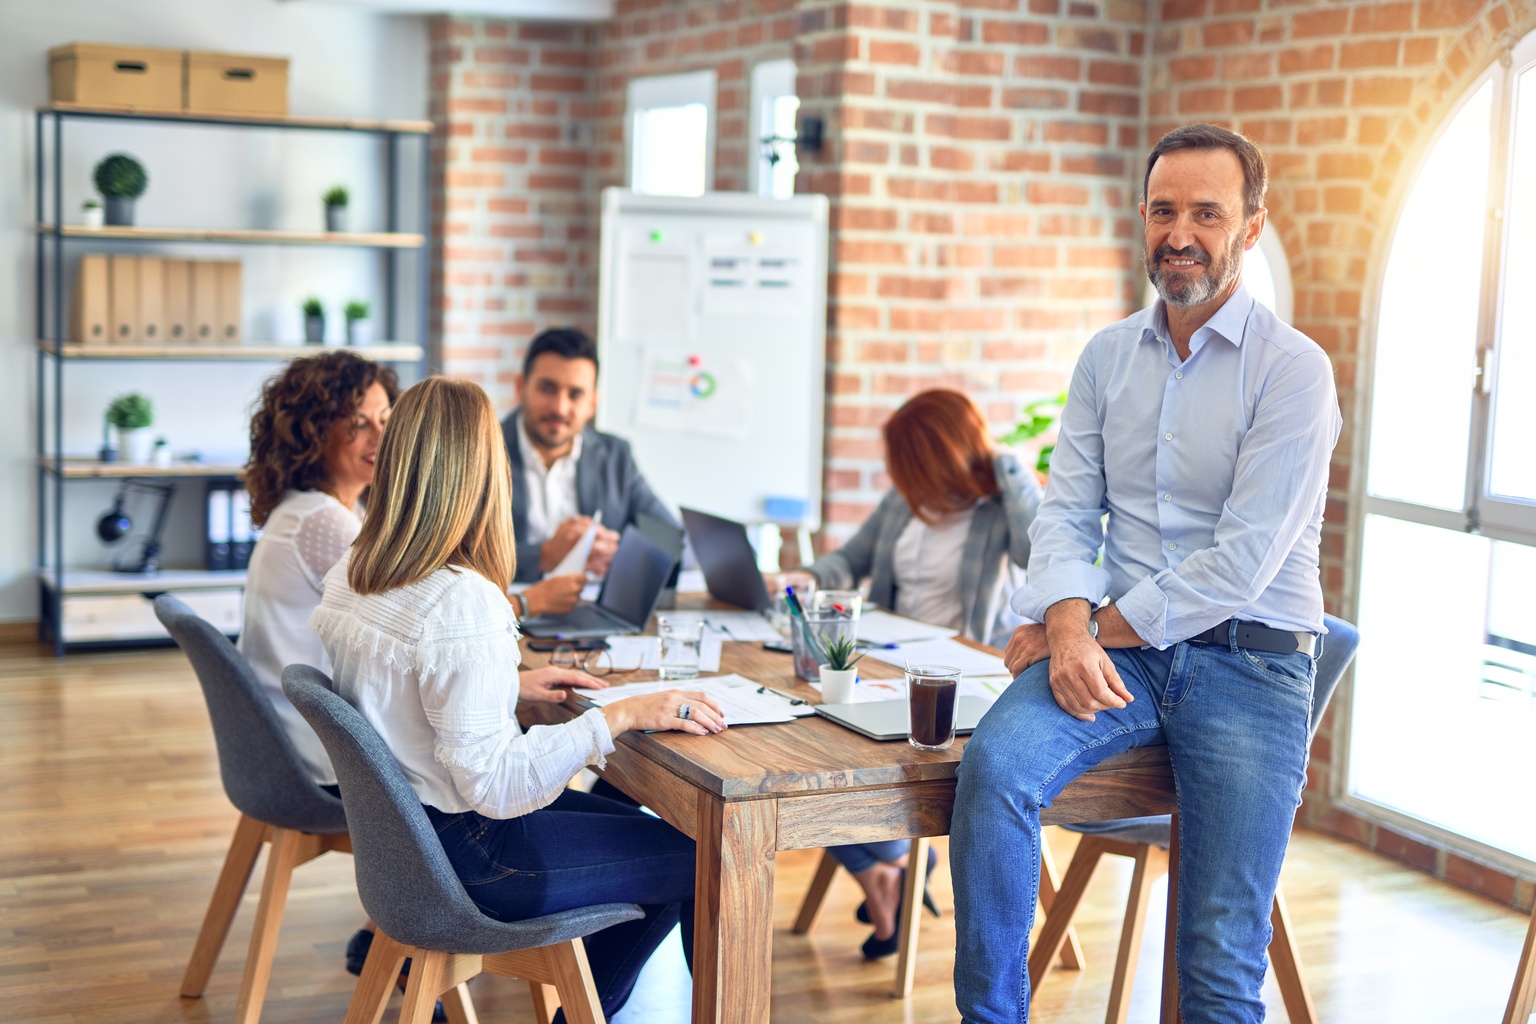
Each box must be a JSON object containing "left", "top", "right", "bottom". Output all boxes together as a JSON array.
[
  {"left": 790, "top": 611, "right": 855, "bottom": 682},
  {"left": 811, "top": 589, "right": 862, "bottom": 622},
  {"left": 657, "top": 616, "right": 704, "bottom": 681},
  {"left": 906, "top": 664, "right": 961, "bottom": 751},
  {"left": 770, "top": 571, "right": 816, "bottom": 636}
]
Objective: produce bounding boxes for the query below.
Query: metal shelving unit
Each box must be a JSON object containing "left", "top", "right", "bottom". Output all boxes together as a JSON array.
[{"left": 35, "top": 103, "right": 432, "bottom": 654}]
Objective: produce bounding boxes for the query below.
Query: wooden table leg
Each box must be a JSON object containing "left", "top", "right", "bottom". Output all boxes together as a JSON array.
[
  {"left": 1504, "top": 908, "right": 1536, "bottom": 1024},
  {"left": 692, "top": 793, "right": 777, "bottom": 1024},
  {"left": 1160, "top": 812, "right": 1182, "bottom": 1024}
]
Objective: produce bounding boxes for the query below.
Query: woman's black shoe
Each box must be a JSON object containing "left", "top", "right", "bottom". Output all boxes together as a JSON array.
[{"left": 861, "top": 930, "right": 901, "bottom": 960}]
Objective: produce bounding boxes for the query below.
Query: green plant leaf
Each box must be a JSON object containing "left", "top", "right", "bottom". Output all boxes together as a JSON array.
[
  {"left": 92, "top": 153, "right": 148, "bottom": 199},
  {"left": 105, "top": 392, "right": 153, "bottom": 429}
]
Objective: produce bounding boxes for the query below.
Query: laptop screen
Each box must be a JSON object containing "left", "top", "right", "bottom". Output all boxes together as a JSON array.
[
  {"left": 679, "top": 506, "right": 772, "bottom": 611},
  {"left": 595, "top": 525, "right": 677, "bottom": 627}
]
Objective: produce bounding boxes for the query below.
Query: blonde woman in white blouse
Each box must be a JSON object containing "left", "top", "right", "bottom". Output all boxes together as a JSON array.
[{"left": 311, "top": 376, "right": 724, "bottom": 1020}]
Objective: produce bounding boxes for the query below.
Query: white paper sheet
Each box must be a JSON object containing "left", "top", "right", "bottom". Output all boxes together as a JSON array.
[
  {"left": 855, "top": 609, "right": 959, "bottom": 645},
  {"left": 601, "top": 635, "right": 723, "bottom": 673},
  {"left": 544, "top": 511, "right": 602, "bottom": 580},
  {"left": 960, "top": 676, "right": 1015, "bottom": 700},
  {"left": 656, "top": 609, "right": 783, "bottom": 642},
  {"left": 572, "top": 673, "right": 815, "bottom": 725},
  {"left": 861, "top": 637, "right": 1010, "bottom": 678}
]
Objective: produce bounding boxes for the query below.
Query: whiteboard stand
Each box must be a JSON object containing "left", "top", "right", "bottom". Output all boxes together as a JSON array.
[{"left": 596, "top": 188, "right": 829, "bottom": 533}]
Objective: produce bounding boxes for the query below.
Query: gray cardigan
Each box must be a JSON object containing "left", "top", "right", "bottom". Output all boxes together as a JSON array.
[
  {"left": 807, "top": 451, "right": 1043, "bottom": 647},
  {"left": 502, "top": 410, "right": 680, "bottom": 583}
]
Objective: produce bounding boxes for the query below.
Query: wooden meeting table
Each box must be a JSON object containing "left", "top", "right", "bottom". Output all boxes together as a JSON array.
[{"left": 520, "top": 615, "right": 1177, "bottom": 1023}]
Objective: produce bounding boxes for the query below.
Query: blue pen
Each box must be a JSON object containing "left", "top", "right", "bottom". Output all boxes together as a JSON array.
[
  {"left": 784, "top": 585, "right": 805, "bottom": 617},
  {"left": 856, "top": 641, "right": 901, "bottom": 650}
]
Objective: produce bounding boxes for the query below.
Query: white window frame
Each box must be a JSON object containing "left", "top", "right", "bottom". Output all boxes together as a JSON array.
[
  {"left": 626, "top": 69, "right": 716, "bottom": 197},
  {"left": 749, "top": 58, "right": 798, "bottom": 198}
]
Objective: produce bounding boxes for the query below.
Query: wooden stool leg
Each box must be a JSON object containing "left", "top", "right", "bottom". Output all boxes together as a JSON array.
[
  {"left": 440, "top": 983, "right": 479, "bottom": 1024},
  {"left": 1105, "top": 844, "right": 1169, "bottom": 1024},
  {"left": 546, "top": 940, "right": 604, "bottom": 1024},
  {"left": 1503, "top": 909, "right": 1536, "bottom": 1024},
  {"left": 793, "top": 850, "right": 841, "bottom": 934},
  {"left": 1268, "top": 886, "right": 1318, "bottom": 1024},
  {"left": 345, "top": 930, "right": 408, "bottom": 1024},
  {"left": 1029, "top": 836, "right": 1110, "bottom": 997},
  {"left": 397, "top": 949, "right": 449, "bottom": 1024},
  {"left": 528, "top": 981, "right": 561, "bottom": 1024},
  {"left": 181, "top": 813, "right": 267, "bottom": 998},
  {"left": 1039, "top": 832, "right": 1086, "bottom": 971},
  {"left": 1160, "top": 814, "right": 1182, "bottom": 1024},
  {"left": 892, "top": 836, "right": 930, "bottom": 998},
  {"left": 233, "top": 826, "right": 303, "bottom": 1024}
]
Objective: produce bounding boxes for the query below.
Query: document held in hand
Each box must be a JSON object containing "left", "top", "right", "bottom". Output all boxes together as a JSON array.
[{"left": 545, "top": 510, "right": 602, "bottom": 580}]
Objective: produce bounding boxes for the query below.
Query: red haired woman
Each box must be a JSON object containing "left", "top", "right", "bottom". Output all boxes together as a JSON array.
[{"left": 805, "top": 388, "right": 1044, "bottom": 958}]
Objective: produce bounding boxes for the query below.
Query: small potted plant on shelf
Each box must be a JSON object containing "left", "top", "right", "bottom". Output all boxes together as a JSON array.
[
  {"left": 302, "top": 297, "right": 325, "bottom": 345},
  {"left": 92, "top": 153, "right": 149, "bottom": 227},
  {"left": 106, "top": 392, "right": 154, "bottom": 464},
  {"left": 816, "top": 633, "right": 865, "bottom": 704},
  {"left": 323, "top": 185, "right": 349, "bottom": 232},
  {"left": 81, "top": 198, "right": 103, "bottom": 229},
  {"left": 344, "top": 300, "right": 371, "bottom": 347}
]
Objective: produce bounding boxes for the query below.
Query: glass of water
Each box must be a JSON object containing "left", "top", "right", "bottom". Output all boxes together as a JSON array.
[{"left": 656, "top": 616, "right": 704, "bottom": 681}]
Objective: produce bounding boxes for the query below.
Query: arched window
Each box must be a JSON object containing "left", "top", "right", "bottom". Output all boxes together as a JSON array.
[{"left": 1350, "top": 32, "right": 1536, "bottom": 867}]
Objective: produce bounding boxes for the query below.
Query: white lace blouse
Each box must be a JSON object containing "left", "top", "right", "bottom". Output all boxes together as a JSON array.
[
  {"left": 309, "top": 551, "right": 615, "bottom": 818},
  {"left": 239, "top": 489, "right": 362, "bottom": 786}
]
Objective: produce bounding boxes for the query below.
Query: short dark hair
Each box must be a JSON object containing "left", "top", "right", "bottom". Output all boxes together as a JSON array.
[
  {"left": 521, "top": 327, "right": 599, "bottom": 380},
  {"left": 1143, "top": 123, "right": 1268, "bottom": 217}
]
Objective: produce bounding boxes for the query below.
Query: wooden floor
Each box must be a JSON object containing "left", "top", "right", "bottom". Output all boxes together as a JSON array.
[{"left": 0, "top": 641, "right": 1527, "bottom": 1023}]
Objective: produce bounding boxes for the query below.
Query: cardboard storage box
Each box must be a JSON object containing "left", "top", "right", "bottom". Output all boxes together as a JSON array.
[
  {"left": 49, "top": 43, "right": 184, "bottom": 111},
  {"left": 185, "top": 50, "right": 289, "bottom": 116}
]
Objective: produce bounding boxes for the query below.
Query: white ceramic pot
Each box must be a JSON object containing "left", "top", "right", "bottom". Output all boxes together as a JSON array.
[
  {"left": 82, "top": 205, "right": 104, "bottom": 229},
  {"left": 819, "top": 667, "right": 858, "bottom": 704},
  {"left": 117, "top": 427, "right": 154, "bottom": 464},
  {"left": 346, "top": 318, "right": 372, "bottom": 347}
]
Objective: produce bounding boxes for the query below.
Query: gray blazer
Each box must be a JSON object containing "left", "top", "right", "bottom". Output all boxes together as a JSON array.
[
  {"left": 502, "top": 409, "right": 679, "bottom": 582},
  {"left": 807, "top": 451, "right": 1043, "bottom": 647}
]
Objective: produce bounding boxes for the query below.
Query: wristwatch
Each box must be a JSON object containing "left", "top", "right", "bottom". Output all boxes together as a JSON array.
[
  {"left": 511, "top": 592, "right": 529, "bottom": 620},
  {"left": 1087, "top": 611, "right": 1099, "bottom": 641}
]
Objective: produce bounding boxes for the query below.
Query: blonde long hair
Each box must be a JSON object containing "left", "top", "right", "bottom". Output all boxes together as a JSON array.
[{"left": 348, "top": 376, "right": 515, "bottom": 595}]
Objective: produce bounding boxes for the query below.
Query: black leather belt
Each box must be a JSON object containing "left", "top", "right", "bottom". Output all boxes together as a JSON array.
[{"left": 1186, "top": 619, "right": 1316, "bottom": 656}]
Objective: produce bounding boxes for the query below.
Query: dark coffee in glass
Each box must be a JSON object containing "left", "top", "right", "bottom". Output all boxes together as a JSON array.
[{"left": 907, "top": 665, "right": 961, "bottom": 750}]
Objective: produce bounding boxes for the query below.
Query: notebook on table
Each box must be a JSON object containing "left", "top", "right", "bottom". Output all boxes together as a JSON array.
[{"left": 520, "top": 525, "right": 679, "bottom": 639}]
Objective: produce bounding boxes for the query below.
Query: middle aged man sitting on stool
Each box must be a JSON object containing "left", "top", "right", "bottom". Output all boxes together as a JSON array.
[
  {"left": 501, "top": 327, "right": 680, "bottom": 587},
  {"left": 950, "top": 123, "right": 1342, "bottom": 1023}
]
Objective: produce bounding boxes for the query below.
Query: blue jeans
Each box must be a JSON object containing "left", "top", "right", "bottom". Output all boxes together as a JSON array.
[
  {"left": 828, "top": 840, "right": 911, "bottom": 874},
  {"left": 952, "top": 626, "right": 1315, "bottom": 1023},
  {"left": 426, "top": 788, "right": 695, "bottom": 1020}
]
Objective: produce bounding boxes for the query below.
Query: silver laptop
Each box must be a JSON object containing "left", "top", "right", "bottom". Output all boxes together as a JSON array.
[
  {"left": 813, "top": 697, "right": 994, "bottom": 741},
  {"left": 520, "top": 525, "right": 678, "bottom": 639}
]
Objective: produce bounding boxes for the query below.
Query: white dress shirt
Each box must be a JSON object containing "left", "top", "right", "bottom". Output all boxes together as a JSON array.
[
  {"left": 239, "top": 489, "right": 360, "bottom": 785},
  {"left": 1014, "top": 285, "right": 1341, "bottom": 647},
  {"left": 310, "top": 551, "right": 614, "bottom": 818},
  {"left": 892, "top": 505, "right": 978, "bottom": 632},
  {"left": 517, "top": 418, "right": 583, "bottom": 546}
]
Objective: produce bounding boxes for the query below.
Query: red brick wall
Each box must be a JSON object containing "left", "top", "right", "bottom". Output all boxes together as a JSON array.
[
  {"left": 429, "top": 15, "right": 598, "bottom": 413},
  {"left": 1145, "top": 0, "right": 1536, "bottom": 913},
  {"left": 796, "top": 0, "right": 1149, "bottom": 542}
]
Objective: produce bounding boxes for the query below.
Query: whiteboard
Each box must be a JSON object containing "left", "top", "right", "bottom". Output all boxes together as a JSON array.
[{"left": 596, "top": 189, "right": 828, "bottom": 528}]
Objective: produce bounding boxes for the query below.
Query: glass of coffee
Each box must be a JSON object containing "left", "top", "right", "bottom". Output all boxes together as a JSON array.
[{"left": 906, "top": 664, "right": 961, "bottom": 751}]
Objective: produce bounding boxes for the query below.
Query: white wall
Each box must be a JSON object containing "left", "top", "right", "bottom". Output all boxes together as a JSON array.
[{"left": 0, "top": 0, "right": 428, "bottom": 621}]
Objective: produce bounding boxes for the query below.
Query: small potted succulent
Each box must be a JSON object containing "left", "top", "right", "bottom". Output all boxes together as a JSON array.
[
  {"left": 302, "top": 297, "right": 325, "bottom": 345},
  {"left": 105, "top": 392, "right": 154, "bottom": 463},
  {"left": 92, "top": 153, "right": 149, "bottom": 227},
  {"left": 81, "top": 198, "right": 104, "bottom": 229},
  {"left": 323, "top": 185, "right": 349, "bottom": 232},
  {"left": 816, "top": 633, "right": 865, "bottom": 704},
  {"left": 344, "top": 299, "right": 371, "bottom": 347}
]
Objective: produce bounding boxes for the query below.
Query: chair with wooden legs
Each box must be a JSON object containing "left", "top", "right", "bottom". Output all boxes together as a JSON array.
[
  {"left": 1505, "top": 908, "right": 1536, "bottom": 1024},
  {"left": 155, "top": 595, "right": 353, "bottom": 1024},
  {"left": 284, "top": 665, "right": 645, "bottom": 1024},
  {"left": 792, "top": 834, "right": 1087, "bottom": 997},
  {"left": 1030, "top": 614, "right": 1360, "bottom": 1024}
]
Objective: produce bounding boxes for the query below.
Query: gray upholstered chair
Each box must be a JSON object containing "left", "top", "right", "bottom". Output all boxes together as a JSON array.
[
  {"left": 154, "top": 594, "right": 352, "bottom": 1024},
  {"left": 282, "top": 664, "right": 645, "bottom": 1024},
  {"left": 1030, "top": 614, "right": 1362, "bottom": 1024}
]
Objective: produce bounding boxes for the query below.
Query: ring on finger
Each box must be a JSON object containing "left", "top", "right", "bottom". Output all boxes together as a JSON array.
[{"left": 678, "top": 703, "right": 692, "bottom": 721}]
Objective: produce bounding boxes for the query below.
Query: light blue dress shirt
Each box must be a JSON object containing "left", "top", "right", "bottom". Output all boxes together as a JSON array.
[{"left": 1012, "top": 284, "right": 1342, "bottom": 648}]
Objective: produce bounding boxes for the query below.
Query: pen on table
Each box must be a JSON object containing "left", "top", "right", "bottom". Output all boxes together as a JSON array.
[
  {"left": 857, "top": 641, "right": 902, "bottom": 650},
  {"left": 707, "top": 616, "right": 739, "bottom": 641},
  {"left": 756, "top": 684, "right": 808, "bottom": 706}
]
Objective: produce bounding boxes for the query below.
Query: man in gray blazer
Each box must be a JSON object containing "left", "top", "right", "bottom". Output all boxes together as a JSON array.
[{"left": 501, "top": 327, "right": 679, "bottom": 584}]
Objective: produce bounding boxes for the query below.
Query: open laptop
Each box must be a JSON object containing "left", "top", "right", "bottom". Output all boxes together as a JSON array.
[
  {"left": 679, "top": 506, "right": 772, "bottom": 612},
  {"left": 520, "top": 525, "right": 679, "bottom": 639},
  {"left": 814, "top": 697, "right": 994, "bottom": 741}
]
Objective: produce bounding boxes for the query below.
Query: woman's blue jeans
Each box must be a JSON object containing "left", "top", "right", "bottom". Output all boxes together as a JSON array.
[
  {"left": 426, "top": 788, "right": 695, "bottom": 1020},
  {"left": 951, "top": 626, "right": 1315, "bottom": 1023}
]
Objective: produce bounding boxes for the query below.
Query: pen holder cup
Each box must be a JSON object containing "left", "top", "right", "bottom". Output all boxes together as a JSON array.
[{"left": 792, "top": 613, "right": 855, "bottom": 682}]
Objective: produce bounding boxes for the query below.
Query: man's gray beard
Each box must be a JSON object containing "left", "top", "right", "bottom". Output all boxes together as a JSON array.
[{"left": 1146, "top": 232, "right": 1245, "bottom": 309}]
